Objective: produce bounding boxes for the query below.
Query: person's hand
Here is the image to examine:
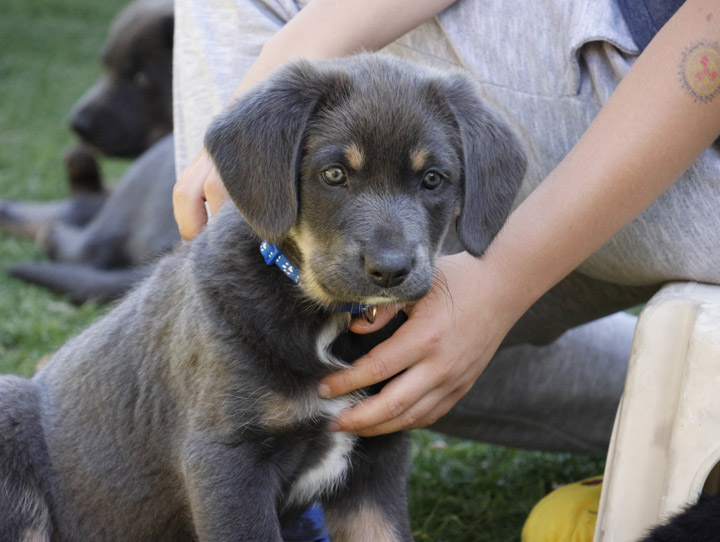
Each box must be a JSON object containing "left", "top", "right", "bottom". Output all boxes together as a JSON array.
[
  {"left": 318, "top": 251, "right": 523, "bottom": 436},
  {"left": 173, "top": 149, "right": 230, "bottom": 240}
]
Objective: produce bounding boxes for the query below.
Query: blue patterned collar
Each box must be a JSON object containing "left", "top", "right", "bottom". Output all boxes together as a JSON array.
[{"left": 259, "top": 241, "right": 371, "bottom": 316}]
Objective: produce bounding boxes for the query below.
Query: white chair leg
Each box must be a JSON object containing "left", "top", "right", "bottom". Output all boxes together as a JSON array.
[{"left": 595, "top": 282, "right": 720, "bottom": 542}]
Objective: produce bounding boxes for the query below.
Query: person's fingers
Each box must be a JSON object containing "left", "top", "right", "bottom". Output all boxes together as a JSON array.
[
  {"left": 329, "top": 360, "right": 445, "bottom": 433},
  {"left": 337, "top": 386, "right": 468, "bottom": 437},
  {"left": 318, "top": 313, "right": 438, "bottom": 398},
  {"left": 173, "top": 152, "right": 214, "bottom": 240},
  {"left": 348, "top": 304, "right": 402, "bottom": 334},
  {"left": 328, "top": 326, "right": 475, "bottom": 435}
]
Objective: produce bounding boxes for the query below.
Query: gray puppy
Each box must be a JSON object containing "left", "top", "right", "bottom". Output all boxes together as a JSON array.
[{"left": 0, "top": 54, "right": 525, "bottom": 542}]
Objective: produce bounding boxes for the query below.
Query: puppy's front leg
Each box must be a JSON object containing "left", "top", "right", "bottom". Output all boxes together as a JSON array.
[
  {"left": 182, "top": 436, "right": 283, "bottom": 542},
  {"left": 324, "top": 433, "right": 412, "bottom": 542}
]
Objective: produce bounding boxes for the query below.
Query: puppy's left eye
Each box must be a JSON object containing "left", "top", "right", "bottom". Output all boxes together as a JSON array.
[
  {"left": 421, "top": 171, "right": 444, "bottom": 190},
  {"left": 321, "top": 167, "right": 347, "bottom": 186}
]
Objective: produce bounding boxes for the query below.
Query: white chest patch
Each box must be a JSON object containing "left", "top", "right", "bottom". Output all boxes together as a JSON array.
[
  {"left": 280, "top": 315, "right": 363, "bottom": 505},
  {"left": 286, "top": 429, "right": 357, "bottom": 506},
  {"left": 261, "top": 388, "right": 361, "bottom": 507}
]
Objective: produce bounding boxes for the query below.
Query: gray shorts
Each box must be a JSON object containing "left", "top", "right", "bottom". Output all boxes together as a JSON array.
[{"left": 173, "top": 0, "right": 720, "bottom": 452}]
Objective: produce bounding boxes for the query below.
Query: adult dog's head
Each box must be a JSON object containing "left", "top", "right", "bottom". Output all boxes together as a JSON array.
[
  {"left": 69, "top": 0, "right": 174, "bottom": 158},
  {"left": 206, "top": 55, "right": 525, "bottom": 310}
]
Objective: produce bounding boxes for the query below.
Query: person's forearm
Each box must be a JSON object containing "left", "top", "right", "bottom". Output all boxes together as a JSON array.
[
  {"left": 474, "top": 0, "right": 720, "bottom": 320},
  {"left": 232, "top": 0, "right": 456, "bottom": 97}
]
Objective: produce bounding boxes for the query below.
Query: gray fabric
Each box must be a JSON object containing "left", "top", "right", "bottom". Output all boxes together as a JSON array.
[
  {"left": 173, "top": 0, "right": 720, "bottom": 452},
  {"left": 432, "top": 312, "right": 637, "bottom": 453}
]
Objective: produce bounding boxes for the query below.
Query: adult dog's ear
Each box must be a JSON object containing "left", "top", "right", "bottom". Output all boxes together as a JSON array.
[
  {"left": 205, "top": 60, "right": 344, "bottom": 242},
  {"left": 440, "top": 75, "right": 527, "bottom": 257}
]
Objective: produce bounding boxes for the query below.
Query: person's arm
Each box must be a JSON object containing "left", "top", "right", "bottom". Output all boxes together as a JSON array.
[
  {"left": 172, "top": 0, "right": 456, "bottom": 240},
  {"left": 318, "top": 0, "right": 720, "bottom": 436}
]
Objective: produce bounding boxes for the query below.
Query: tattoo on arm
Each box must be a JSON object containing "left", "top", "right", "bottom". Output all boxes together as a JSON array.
[{"left": 679, "top": 41, "right": 720, "bottom": 103}]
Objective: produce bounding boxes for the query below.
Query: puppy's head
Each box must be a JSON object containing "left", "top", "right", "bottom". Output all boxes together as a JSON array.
[
  {"left": 69, "top": 0, "right": 174, "bottom": 158},
  {"left": 206, "top": 55, "right": 525, "bottom": 308}
]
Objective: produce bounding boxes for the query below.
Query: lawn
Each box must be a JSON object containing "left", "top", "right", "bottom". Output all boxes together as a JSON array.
[{"left": 0, "top": 1, "right": 606, "bottom": 540}]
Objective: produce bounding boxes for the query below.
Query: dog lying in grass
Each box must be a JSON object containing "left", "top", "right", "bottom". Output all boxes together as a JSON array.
[
  {"left": 0, "top": 54, "right": 526, "bottom": 541},
  {"left": 2, "top": 0, "right": 178, "bottom": 302}
]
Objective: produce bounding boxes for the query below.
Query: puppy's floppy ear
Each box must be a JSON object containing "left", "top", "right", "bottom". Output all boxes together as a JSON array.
[
  {"left": 440, "top": 75, "right": 527, "bottom": 257},
  {"left": 205, "top": 60, "right": 344, "bottom": 241}
]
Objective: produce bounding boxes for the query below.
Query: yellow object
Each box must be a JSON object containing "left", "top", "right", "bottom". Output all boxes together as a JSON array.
[{"left": 521, "top": 476, "right": 603, "bottom": 542}]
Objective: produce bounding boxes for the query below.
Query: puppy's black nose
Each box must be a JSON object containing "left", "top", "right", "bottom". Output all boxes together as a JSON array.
[{"left": 365, "top": 251, "right": 412, "bottom": 288}]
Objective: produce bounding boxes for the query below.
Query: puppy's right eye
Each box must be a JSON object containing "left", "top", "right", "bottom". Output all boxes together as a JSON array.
[
  {"left": 321, "top": 167, "right": 347, "bottom": 186},
  {"left": 421, "top": 170, "right": 444, "bottom": 190}
]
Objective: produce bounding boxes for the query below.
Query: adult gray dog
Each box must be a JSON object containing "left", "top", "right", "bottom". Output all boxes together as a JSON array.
[{"left": 0, "top": 54, "right": 525, "bottom": 541}]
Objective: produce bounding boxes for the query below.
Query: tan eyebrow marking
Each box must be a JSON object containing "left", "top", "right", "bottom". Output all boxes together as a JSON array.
[
  {"left": 410, "top": 148, "right": 430, "bottom": 172},
  {"left": 344, "top": 143, "right": 365, "bottom": 170}
]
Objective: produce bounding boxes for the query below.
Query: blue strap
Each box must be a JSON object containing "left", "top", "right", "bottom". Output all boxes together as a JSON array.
[
  {"left": 259, "top": 241, "right": 369, "bottom": 315},
  {"left": 281, "top": 502, "right": 331, "bottom": 542},
  {"left": 260, "top": 241, "right": 301, "bottom": 285}
]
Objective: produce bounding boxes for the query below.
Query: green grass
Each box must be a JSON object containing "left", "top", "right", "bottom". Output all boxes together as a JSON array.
[
  {"left": 410, "top": 433, "right": 605, "bottom": 541},
  {"left": 0, "top": 1, "right": 606, "bottom": 540}
]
